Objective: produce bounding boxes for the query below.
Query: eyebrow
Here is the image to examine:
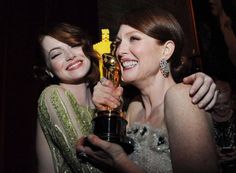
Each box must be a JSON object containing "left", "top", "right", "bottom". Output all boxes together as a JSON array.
[
  {"left": 48, "top": 47, "right": 61, "bottom": 56},
  {"left": 116, "top": 31, "right": 141, "bottom": 40}
]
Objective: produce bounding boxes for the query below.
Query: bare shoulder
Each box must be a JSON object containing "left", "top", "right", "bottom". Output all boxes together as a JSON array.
[
  {"left": 165, "top": 85, "right": 217, "bottom": 172},
  {"left": 164, "top": 83, "right": 206, "bottom": 120},
  {"left": 165, "top": 83, "right": 192, "bottom": 109},
  {"left": 165, "top": 83, "right": 191, "bottom": 100}
]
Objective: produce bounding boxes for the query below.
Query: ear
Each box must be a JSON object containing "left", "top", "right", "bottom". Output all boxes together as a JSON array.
[{"left": 162, "top": 40, "right": 175, "bottom": 61}]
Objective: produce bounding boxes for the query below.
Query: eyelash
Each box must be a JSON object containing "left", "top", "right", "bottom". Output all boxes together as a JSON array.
[
  {"left": 51, "top": 53, "right": 62, "bottom": 59},
  {"left": 71, "top": 43, "right": 82, "bottom": 48},
  {"left": 130, "top": 36, "right": 140, "bottom": 41}
]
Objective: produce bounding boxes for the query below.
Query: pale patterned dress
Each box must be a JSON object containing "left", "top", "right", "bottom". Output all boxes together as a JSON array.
[
  {"left": 127, "top": 123, "right": 173, "bottom": 173},
  {"left": 38, "top": 85, "right": 102, "bottom": 173}
]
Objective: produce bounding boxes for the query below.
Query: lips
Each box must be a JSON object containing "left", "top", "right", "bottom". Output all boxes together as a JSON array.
[{"left": 66, "top": 60, "right": 83, "bottom": 71}]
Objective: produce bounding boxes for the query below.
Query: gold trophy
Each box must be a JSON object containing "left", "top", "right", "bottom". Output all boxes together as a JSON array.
[{"left": 91, "top": 29, "right": 134, "bottom": 154}]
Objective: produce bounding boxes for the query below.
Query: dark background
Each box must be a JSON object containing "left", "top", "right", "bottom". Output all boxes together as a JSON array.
[
  {"left": 1, "top": 0, "right": 235, "bottom": 173},
  {"left": 1, "top": 1, "right": 99, "bottom": 172}
]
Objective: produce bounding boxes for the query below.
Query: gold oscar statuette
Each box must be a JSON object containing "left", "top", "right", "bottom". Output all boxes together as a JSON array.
[{"left": 91, "top": 29, "right": 134, "bottom": 154}]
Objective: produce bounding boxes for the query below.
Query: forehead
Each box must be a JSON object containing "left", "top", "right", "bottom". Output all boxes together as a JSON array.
[
  {"left": 117, "top": 24, "right": 158, "bottom": 43},
  {"left": 41, "top": 35, "right": 67, "bottom": 52},
  {"left": 217, "top": 92, "right": 231, "bottom": 102},
  {"left": 117, "top": 25, "right": 140, "bottom": 36}
]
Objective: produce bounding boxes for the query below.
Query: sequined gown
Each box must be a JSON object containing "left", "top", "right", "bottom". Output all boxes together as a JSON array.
[
  {"left": 127, "top": 123, "right": 173, "bottom": 173},
  {"left": 38, "top": 85, "right": 102, "bottom": 173}
]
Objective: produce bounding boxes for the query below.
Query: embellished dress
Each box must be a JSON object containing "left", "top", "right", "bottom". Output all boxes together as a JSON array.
[
  {"left": 127, "top": 123, "right": 172, "bottom": 173},
  {"left": 38, "top": 85, "right": 102, "bottom": 173}
]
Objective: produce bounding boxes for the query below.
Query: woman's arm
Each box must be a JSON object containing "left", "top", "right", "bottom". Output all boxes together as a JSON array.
[
  {"left": 93, "top": 73, "right": 217, "bottom": 112},
  {"left": 37, "top": 85, "right": 86, "bottom": 173},
  {"left": 36, "top": 122, "right": 55, "bottom": 173},
  {"left": 165, "top": 83, "right": 218, "bottom": 173}
]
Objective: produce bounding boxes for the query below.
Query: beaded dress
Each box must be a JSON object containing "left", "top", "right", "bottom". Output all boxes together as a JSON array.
[
  {"left": 38, "top": 85, "right": 102, "bottom": 173},
  {"left": 127, "top": 123, "right": 172, "bottom": 173}
]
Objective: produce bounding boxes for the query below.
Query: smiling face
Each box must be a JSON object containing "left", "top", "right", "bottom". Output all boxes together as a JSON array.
[
  {"left": 41, "top": 36, "right": 91, "bottom": 84},
  {"left": 115, "top": 25, "right": 164, "bottom": 84},
  {"left": 212, "top": 81, "right": 233, "bottom": 120},
  {"left": 209, "top": 0, "right": 222, "bottom": 16},
  {"left": 213, "top": 90, "right": 232, "bottom": 118}
]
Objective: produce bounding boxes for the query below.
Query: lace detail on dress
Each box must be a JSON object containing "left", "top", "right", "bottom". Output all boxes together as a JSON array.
[{"left": 127, "top": 123, "right": 172, "bottom": 173}]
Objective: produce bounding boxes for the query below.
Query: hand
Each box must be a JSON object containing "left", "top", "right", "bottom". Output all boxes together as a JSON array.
[
  {"left": 216, "top": 146, "right": 236, "bottom": 162},
  {"left": 76, "top": 135, "right": 128, "bottom": 172},
  {"left": 92, "top": 78, "right": 123, "bottom": 111},
  {"left": 183, "top": 72, "right": 218, "bottom": 110}
]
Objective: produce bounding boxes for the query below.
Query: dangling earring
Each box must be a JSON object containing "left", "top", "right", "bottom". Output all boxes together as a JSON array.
[
  {"left": 159, "top": 59, "right": 170, "bottom": 78},
  {"left": 45, "top": 69, "right": 54, "bottom": 78}
]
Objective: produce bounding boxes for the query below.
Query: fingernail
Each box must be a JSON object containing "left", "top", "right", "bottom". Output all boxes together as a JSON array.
[
  {"left": 198, "top": 103, "right": 203, "bottom": 108},
  {"left": 205, "top": 107, "right": 209, "bottom": 111},
  {"left": 192, "top": 98, "right": 196, "bottom": 103}
]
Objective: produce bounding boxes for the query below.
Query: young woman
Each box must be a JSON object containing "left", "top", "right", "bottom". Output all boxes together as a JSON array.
[
  {"left": 77, "top": 7, "right": 219, "bottom": 173},
  {"left": 36, "top": 23, "right": 102, "bottom": 173}
]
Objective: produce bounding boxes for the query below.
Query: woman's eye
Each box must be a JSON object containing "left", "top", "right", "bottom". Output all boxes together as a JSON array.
[
  {"left": 51, "top": 53, "right": 62, "bottom": 59},
  {"left": 71, "top": 43, "right": 82, "bottom": 48},
  {"left": 130, "top": 36, "right": 140, "bottom": 42}
]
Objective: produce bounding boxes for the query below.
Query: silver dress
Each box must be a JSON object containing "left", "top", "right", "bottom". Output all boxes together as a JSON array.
[{"left": 127, "top": 123, "right": 172, "bottom": 173}]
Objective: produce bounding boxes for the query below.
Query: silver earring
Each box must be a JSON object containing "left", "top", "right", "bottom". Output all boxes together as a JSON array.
[
  {"left": 159, "top": 59, "right": 170, "bottom": 78},
  {"left": 45, "top": 69, "right": 54, "bottom": 78}
]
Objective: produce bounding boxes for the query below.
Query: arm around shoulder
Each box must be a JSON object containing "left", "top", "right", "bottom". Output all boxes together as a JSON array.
[{"left": 164, "top": 84, "right": 218, "bottom": 173}]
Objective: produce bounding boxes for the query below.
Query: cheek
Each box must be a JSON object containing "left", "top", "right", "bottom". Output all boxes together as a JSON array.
[
  {"left": 85, "top": 59, "right": 91, "bottom": 71},
  {"left": 130, "top": 44, "right": 144, "bottom": 55},
  {"left": 50, "top": 59, "right": 64, "bottom": 73}
]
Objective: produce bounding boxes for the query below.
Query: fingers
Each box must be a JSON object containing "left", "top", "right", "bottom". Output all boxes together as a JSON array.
[
  {"left": 86, "top": 135, "right": 124, "bottom": 155},
  {"left": 76, "top": 137, "right": 89, "bottom": 161},
  {"left": 92, "top": 78, "right": 123, "bottom": 110},
  {"left": 191, "top": 76, "right": 213, "bottom": 104},
  {"left": 76, "top": 135, "right": 113, "bottom": 161},
  {"left": 195, "top": 81, "right": 216, "bottom": 109},
  {"left": 87, "top": 135, "right": 112, "bottom": 152},
  {"left": 183, "top": 72, "right": 219, "bottom": 110},
  {"left": 183, "top": 73, "right": 197, "bottom": 84},
  {"left": 204, "top": 89, "right": 219, "bottom": 111},
  {"left": 183, "top": 72, "right": 212, "bottom": 96},
  {"left": 183, "top": 73, "right": 202, "bottom": 96}
]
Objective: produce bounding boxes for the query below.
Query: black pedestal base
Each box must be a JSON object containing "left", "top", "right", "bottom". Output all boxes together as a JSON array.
[{"left": 92, "top": 111, "right": 134, "bottom": 154}]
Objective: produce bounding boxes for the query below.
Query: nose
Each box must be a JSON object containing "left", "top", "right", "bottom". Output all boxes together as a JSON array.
[
  {"left": 65, "top": 48, "right": 76, "bottom": 61},
  {"left": 116, "top": 41, "right": 128, "bottom": 57}
]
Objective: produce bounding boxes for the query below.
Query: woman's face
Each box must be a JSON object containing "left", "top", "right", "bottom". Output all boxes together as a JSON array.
[
  {"left": 209, "top": 0, "right": 222, "bottom": 16},
  {"left": 213, "top": 91, "right": 232, "bottom": 117},
  {"left": 41, "top": 36, "right": 91, "bottom": 84},
  {"left": 115, "top": 25, "right": 163, "bottom": 84}
]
